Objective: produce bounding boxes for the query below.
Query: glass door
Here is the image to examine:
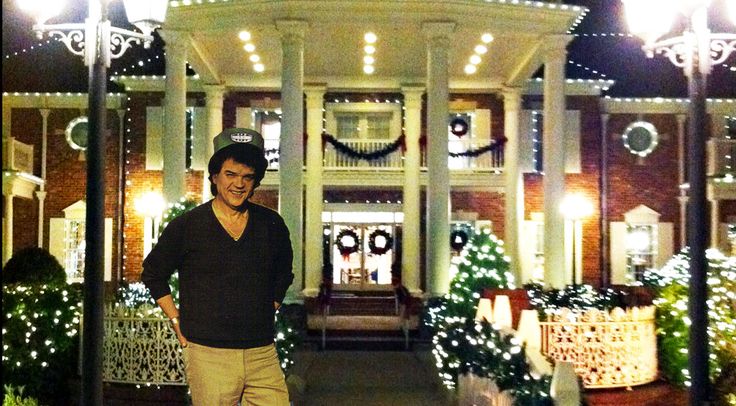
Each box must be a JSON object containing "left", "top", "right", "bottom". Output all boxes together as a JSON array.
[{"left": 331, "top": 223, "right": 395, "bottom": 290}]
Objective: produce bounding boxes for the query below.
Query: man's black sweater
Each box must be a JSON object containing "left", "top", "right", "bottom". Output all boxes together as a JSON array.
[{"left": 141, "top": 201, "right": 294, "bottom": 349}]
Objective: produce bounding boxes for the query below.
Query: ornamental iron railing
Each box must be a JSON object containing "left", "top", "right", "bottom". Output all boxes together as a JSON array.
[
  {"left": 102, "top": 304, "right": 186, "bottom": 386},
  {"left": 539, "top": 306, "right": 658, "bottom": 389}
]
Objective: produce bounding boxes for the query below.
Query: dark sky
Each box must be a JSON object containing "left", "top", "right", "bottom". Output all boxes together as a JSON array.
[{"left": 2, "top": 0, "right": 735, "bottom": 97}]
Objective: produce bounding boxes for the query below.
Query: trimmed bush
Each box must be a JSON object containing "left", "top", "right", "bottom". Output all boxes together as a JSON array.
[{"left": 2, "top": 247, "right": 66, "bottom": 285}]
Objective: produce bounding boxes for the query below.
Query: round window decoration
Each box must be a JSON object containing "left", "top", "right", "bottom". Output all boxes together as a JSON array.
[
  {"left": 622, "top": 121, "right": 658, "bottom": 157},
  {"left": 65, "top": 116, "right": 89, "bottom": 151}
]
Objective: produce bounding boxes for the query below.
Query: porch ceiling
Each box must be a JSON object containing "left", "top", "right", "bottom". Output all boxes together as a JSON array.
[{"left": 164, "top": 0, "right": 586, "bottom": 91}]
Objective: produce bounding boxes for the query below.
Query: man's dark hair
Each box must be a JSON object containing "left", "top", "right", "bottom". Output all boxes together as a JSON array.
[{"left": 208, "top": 145, "right": 268, "bottom": 196}]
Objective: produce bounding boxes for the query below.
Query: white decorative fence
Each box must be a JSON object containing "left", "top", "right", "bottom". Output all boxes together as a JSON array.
[
  {"left": 539, "top": 306, "right": 658, "bottom": 388},
  {"left": 102, "top": 304, "right": 186, "bottom": 385}
]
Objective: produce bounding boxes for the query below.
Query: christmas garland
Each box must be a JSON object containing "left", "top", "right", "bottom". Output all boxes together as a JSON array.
[
  {"left": 449, "top": 136, "right": 507, "bottom": 158},
  {"left": 335, "top": 228, "right": 360, "bottom": 257},
  {"left": 368, "top": 229, "right": 393, "bottom": 255},
  {"left": 322, "top": 133, "right": 405, "bottom": 160}
]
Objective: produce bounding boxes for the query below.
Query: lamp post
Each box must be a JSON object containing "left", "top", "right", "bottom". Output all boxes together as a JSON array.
[
  {"left": 622, "top": 1, "right": 736, "bottom": 403},
  {"left": 17, "top": 1, "right": 167, "bottom": 404},
  {"left": 560, "top": 194, "right": 593, "bottom": 286}
]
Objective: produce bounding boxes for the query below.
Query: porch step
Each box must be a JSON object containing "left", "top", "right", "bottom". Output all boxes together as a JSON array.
[
  {"left": 328, "top": 296, "right": 399, "bottom": 316},
  {"left": 306, "top": 314, "right": 419, "bottom": 331}
]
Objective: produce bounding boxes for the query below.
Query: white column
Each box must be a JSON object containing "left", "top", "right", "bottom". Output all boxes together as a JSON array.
[
  {"left": 502, "top": 88, "right": 524, "bottom": 283},
  {"left": 304, "top": 85, "right": 326, "bottom": 297},
  {"left": 423, "top": 22, "right": 455, "bottom": 296},
  {"left": 277, "top": 20, "right": 307, "bottom": 300},
  {"left": 3, "top": 194, "right": 13, "bottom": 265},
  {"left": 202, "top": 85, "right": 225, "bottom": 202},
  {"left": 161, "top": 30, "right": 188, "bottom": 204},
  {"left": 401, "top": 85, "right": 425, "bottom": 295},
  {"left": 542, "top": 35, "right": 570, "bottom": 289},
  {"left": 676, "top": 114, "right": 687, "bottom": 248},
  {"left": 710, "top": 199, "right": 720, "bottom": 249},
  {"left": 37, "top": 108, "right": 50, "bottom": 247}
]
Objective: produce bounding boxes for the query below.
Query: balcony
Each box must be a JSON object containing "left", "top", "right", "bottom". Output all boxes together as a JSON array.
[
  {"left": 707, "top": 138, "right": 736, "bottom": 200},
  {"left": 262, "top": 139, "right": 505, "bottom": 188},
  {"left": 2, "top": 137, "right": 43, "bottom": 199}
]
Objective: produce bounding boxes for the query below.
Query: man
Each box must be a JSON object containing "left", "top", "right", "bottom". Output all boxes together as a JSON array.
[{"left": 141, "top": 128, "right": 293, "bottom": 406}]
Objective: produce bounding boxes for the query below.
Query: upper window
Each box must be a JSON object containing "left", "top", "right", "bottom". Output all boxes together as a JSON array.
[{"left": 335, "top": 112, "right": 392, "bottom": 139}]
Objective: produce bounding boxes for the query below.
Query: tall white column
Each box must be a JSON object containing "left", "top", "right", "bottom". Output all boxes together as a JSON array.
[
  {"left": 676, "top": 114, "right": 687, "bottom": 248},
  {"left": 710, "top": 199, "right": 720, "bottom": 249},
  {"left": 423, "top": 22, "right": 455, "bottom": 296},
  {"left": 401, "top": 86, "right": 424, "bottom": 295},
  {"left": 202, "top": 85, "right": 225, "bottom": 202},
  {"left": 277, "top": 20, "right": 307, "bottom": 300},
  {"left": 37, "top": 108, "right": 50, "bottom": 247},
  {"left": 542, "top": 35, "right": 571, "bottom": 289},
  {"left": 3, "top": 194, "right": 13, "bottom": 265},
  {"left": 304, "top": 85, "right": 326, "bottom": 297},
  {"left": 502, "top": 88, "right": 524, "bottom": 283},
  {"left": 161, "top": 30, "right": 188, "bottom": 204}
]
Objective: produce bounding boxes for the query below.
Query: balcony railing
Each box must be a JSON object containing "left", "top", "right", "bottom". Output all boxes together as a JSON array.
[
  {"left": 265, "top": 139, "right": 505, "bottom": 172},
  {"left": 2, "top": 137, "right": 34, "bottom": 173}
]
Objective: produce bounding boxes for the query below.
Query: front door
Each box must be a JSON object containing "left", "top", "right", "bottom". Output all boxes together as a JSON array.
[{"left": 331, "top": 223, "right": 395, "bottom": 290}]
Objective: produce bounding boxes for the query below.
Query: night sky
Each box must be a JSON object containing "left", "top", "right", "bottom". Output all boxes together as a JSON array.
[{"left": 2, "top": 0, "right": 735, "bottom": 97}]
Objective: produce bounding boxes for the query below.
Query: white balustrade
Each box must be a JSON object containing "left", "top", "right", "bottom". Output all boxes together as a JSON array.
[
  {"left": 102, "top": 304, "right": 186, "bottom": 386},
  {"left": 323, "top": 139, "right": 403, "bottom": 170},
  {"left": 540, "top": 306, "right": 658, "bottom": 388}
]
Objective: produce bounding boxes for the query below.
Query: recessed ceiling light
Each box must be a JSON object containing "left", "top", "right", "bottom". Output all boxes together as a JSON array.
[
  {"left": 244, "top": 43, "right": 256, "bottom": 53},
  {"left": 364, "top": 32, "right": 377, "bottom": 43},
  {"left": 363, "top": 55, "right": 375, "bottom": 64},
  {"left": 464, "top": 64, "right": 477, "bottom": 74},
  {"left": 363, "top": 65, "right": 375, "bottom": 74},
  {"left": 470, "top": 54, "right": 482, "bottom": 65},
  {"left": 481, "top": 33, "right": 494, "bottom": 43},
  {"left": 249, "top": 54, "right": 260, "bottom": 62},
  {"left": 364, "top": 45, "right": 375, "bottom": 54},
  {"left": 238, "top": 31, "right": 251, "bottom": 41},
  {"left": 474, "top": 45, "right": 488, "bottom": 54},
  {"left": 253, "top": 63, "right": 265, "bottom": 72}
]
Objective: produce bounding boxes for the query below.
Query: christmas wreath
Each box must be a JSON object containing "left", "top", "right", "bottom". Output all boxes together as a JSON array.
[
  {"left": 450, "top": 117, "right": 469, "bottom": 137},
  {"left": 335, "top": 228, "right": 360, "bottom": 258},
  {"left": 368, "top": 229, "right": 393, "bottom": 256},
  {"left": 450, "top": 229, "right": 469, "bottom": 251}
]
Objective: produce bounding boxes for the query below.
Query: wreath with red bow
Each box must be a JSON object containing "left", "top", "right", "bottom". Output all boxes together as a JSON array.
[
  {"left": 368, "top": 229, "right": 393, "bottom": 256},
  {"left": 335, "top": 228, "right": 360, "bottom": 258}
]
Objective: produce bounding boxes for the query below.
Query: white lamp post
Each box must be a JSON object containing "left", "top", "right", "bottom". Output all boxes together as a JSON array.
[
  {"left": 560, "top": 194, "right": 593, "bottom": 286},
  {"left": 622, "top": 1, "right": 735, "bottom": 403},
  {"left": 17, "top": 1, "right": 167, "bottom": 404}
]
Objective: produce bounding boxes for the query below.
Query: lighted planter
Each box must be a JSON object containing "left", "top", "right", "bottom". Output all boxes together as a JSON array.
[{"left": 539, "top": 306, "right": 658, "bottom": 388}]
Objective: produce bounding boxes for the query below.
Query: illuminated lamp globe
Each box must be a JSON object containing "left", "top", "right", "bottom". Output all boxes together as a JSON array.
[
  {"left": 622, "top": 0, "right": 676, "bottom": 44},
  {"left": 123, "top": 0, "right": 169, "bottom": 41}
]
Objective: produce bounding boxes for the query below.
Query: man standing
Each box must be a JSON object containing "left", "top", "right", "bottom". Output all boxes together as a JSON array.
[{"left": 142, "top": 128, "right": 293, "bottom": 406}]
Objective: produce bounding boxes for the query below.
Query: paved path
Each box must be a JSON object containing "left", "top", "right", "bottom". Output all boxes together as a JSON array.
[{"left": 292, "top": 349, "right": 451, "bottom": 406}]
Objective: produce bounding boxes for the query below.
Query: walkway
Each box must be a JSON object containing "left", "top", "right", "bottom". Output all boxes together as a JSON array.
[{"left": 293, "top": 348, "right": 450, "bottom": 406}]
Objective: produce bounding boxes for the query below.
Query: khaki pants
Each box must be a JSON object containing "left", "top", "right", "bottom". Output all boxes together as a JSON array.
[{"left": 183, "top": 342, "right": 289, "bottom": 406}]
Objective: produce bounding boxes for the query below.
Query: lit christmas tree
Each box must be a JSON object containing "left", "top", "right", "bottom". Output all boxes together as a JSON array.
[{"left": 428, "top": 228, "right": 551, "bottom": 404}]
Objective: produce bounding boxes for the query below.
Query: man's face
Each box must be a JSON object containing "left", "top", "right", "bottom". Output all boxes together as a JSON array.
[{"left": 212, "top": 158, "right": 257, "bottom": 210}]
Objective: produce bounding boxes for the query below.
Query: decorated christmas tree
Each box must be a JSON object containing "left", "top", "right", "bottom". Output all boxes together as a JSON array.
[{"left": 428, "top": 228, "right": 551, "bottom": 404}]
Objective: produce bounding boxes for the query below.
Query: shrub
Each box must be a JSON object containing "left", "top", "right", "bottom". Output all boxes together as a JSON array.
[
  {"left": 3, "top": 386, "right": 39, "bottom": 406},
  {"left": 2, "top": 247, "right": 66, "bottom": 285}
]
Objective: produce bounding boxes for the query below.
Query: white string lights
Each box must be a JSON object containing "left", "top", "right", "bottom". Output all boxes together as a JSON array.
[
  {"left": 3, "top": 38, "right": 60, "bottom": 60},
  {"left": 363, "top": 32, "right": 377, "bottom": 75},
  {"left": 239, "top": 30, "right": 264, "bottom": 73},
  {"left": 465, "top": 33, "right": 494, "bottom": 75}
]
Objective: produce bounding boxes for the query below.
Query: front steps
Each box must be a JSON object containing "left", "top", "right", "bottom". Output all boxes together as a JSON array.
[{"left": 305, "top": 292, "right": 422, "bottom": 350}]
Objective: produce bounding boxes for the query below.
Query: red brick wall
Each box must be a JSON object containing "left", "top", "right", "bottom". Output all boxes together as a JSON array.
[
  {"left": 9, "top": 106, "right": 122, "bottom": 283},
  {"left": 522, "top": 95, "right": 603, "bottom": 286},
  {"left": 451, "top": 191, "right": 505, "bottom": 237},
  {"left": 122, "top": 93, "right": 206, "bottom": 281}
]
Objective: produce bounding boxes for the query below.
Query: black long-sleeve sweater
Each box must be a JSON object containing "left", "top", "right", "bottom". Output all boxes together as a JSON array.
[{"left": 141, "top": 200, "right": 294, "bottom": 349}]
